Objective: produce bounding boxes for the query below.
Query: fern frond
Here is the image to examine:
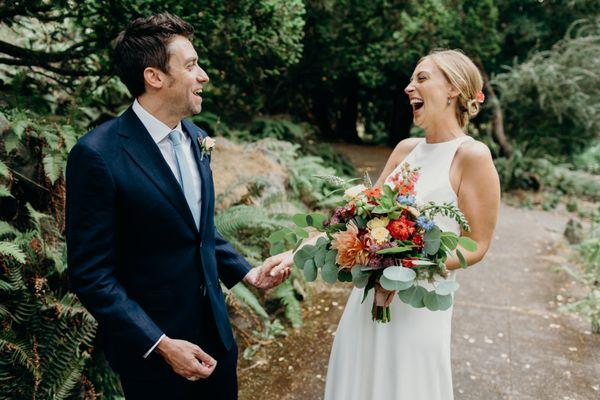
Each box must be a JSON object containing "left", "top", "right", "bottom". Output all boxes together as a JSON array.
[
  {"left": 0, "top": 241, "right": 26, "bottom": 264},
  {"left": 229, "top": 283, "right": 270, "bottom": 320},
  {"left": 269, "top": 280, "right": 303, "bottom": 328}
]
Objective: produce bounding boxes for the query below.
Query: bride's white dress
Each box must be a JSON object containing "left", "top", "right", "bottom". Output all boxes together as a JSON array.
[{"left": 324, "top": 136, "right": 473, "bottom": 400}]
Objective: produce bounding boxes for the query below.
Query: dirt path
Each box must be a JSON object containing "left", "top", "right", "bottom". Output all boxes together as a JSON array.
[{"left": 238, "top": 143, "right": 600, "bottom": 400}]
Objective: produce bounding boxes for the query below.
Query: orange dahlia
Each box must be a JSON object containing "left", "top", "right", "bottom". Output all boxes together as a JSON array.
[{"left": 331, "top": 221, "right": 370, "bottom": 269}]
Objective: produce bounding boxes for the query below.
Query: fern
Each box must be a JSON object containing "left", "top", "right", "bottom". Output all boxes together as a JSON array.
[
  {"left": 0, "top": 241, "right": 26, "bottom": 264},
  {"left": 229, "top": 283, "right": 270, "bottom": 320},
  {"left": 270, "top": 280, "right": 303, "bottom": 329}
]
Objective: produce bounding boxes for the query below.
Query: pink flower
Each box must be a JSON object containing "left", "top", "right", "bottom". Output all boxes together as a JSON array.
[{"left": 476, "top": 91, "right": 485, "bottom": 103}]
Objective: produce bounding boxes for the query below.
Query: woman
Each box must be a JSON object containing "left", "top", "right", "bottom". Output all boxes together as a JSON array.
[{"left": 265, "top": 49, "right": 500, "bottom": 399}]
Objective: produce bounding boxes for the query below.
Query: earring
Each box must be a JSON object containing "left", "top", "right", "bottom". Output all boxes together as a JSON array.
[{"left": 447, "top": 98, "right": 452, "bottom": 105}]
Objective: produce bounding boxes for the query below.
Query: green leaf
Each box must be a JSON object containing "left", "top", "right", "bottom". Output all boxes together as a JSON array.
[
  {"left": 380, "top": 275, "right": 414, "bottom": 291},
  {"left": 435, "top": 280, "right": 460, "bottom": 296},
  {"left": 440, "top": 235, "right": 459, "bottom": 250},
  {"left": 397, "top": 285, "right": 427, "bottom": 308},
  {"left": 325, "top": 249, "right": 337, "bottom": 264},
  {"left": 230, "top": 283, "right": 269, "bottom": 320},
  {"left": 382, "top": 266, "right": 416, "bottom": 282},
  {"left": 0, "top": 185, "right": 12, "bottom": 198},
  {"left": 303, "top": 259, "right": 317, "bottom": 281},
  {"left": 321, "top": 262, "right": 338, "bottom": 284},
  {"left": 423, "top": 291, "right": 453, "bottom": 311},
  {"left": 424, "top": 226, "right": 442, "bottom": 255},
  {"left": 293, "top": 226, "right": 309, "bottom": 239},
  {"left": 314, "top": 246, "right": 327, "bottom": 267},
  {"left": 43, "top": 154, "right": 61, "bottom": 184},
  {"left": 0, "top": 160, "right": 9, "bottom": 179},
  {"left": 3, "top": 131, "right": 20, "bottom": 153},
  {"left": 338, "top": 269, "right": 352, "bottom": 282},
  {"left": 292, "top": 214, "right": 308, "bottom": 227},
  {"left": 268, "top": 229, "right": 287, "bottom": 244},
  {"left": 293, "top": 246, "right": 315, "bottom": 268},
  {"left": 351, "top": 265, "right": 370, "bottom": 288},
  {"left": 0, "top": 241, "right": 26, "bottom": 264},
  {"left": 457, "top": 249, "right": 468, "bottom": 268},
  {"left": 376, "top": 246, "right": 413, "bottom": 255},
  {"left": 308, "top": 213, "right": 326, "bottom": 228},
  {"left": 458, "top": 236, "right": 478, "bottom": 252}
]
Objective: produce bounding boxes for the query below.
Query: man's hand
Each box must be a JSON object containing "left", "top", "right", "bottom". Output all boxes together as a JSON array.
[
  {"left": 156, "top": 337, "right": 216, "bottom": 380},
  {"left": 244, "top": 251, "right": 293, "bottom": 290}
]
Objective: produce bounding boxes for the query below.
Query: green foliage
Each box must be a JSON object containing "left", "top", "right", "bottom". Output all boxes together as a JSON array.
[
  {"left": 560, "top": 211, "right": 600, "bottom": 333},
  {"left": 495, "top": 150, "right": 600, "bottom": 202},
  {"left": 492, "top": 18, "right": 600, "bottom": 158}
]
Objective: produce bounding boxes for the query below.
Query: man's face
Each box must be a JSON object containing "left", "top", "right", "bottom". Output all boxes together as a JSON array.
[{"left": 162, "top": 35, "right": 209, "bottom": 118}]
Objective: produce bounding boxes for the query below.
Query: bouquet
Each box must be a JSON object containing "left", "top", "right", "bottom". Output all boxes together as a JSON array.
[{"left": 268, "top": 163, "right": 477, "bottom": 323}]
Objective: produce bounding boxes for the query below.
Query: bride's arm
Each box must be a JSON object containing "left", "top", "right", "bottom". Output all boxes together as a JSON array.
[{"left": 444, "top": 141, "right": 500, "bottom": 271}]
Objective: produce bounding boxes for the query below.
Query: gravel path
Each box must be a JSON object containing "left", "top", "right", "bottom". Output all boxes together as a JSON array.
[{"left": 238, "top": 143, "right": 600, "bottom": 400}]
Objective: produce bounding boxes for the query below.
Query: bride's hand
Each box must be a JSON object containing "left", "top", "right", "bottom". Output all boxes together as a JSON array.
[
  {"left": 262, "top": 250, "right": 294, "bottom": 277},
  {"left": 374, "top": 283, "right": 396, "bottom": 307}
]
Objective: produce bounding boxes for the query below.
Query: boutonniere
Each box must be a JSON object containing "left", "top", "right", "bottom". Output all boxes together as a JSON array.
[{"left": 198, "top": 135, "right": 216, "bottom": 160}]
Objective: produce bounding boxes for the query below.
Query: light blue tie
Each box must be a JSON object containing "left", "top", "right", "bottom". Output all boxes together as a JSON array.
[{"left": 169, "top": 130, "right": 200, "bottom": 229}]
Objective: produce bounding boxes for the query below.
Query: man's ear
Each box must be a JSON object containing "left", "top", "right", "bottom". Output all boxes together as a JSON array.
[{"left": 143, "top": 67, "right": 165, "bottom": 90}]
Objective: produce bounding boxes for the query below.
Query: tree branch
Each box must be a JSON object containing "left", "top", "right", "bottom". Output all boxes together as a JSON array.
[
  {"left": 0, "top": 39, "right": 96, "bottom": 63},
  {"left": 0, "top": 57, "right": 99, "bottom": 77}
]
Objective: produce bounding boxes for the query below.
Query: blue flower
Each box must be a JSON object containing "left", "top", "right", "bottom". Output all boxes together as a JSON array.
[
  {"left": 417, "top": 216, "right": 435, "bottom": 231},
  {"left": 396, "top": 194, "right": 416, "bottom": 205}
]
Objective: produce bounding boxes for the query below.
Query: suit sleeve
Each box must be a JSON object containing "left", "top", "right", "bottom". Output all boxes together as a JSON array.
[
  {"left": 66, "top": 143, "right": 163, "bottom": 356},
  {"left": 213, "top": 226, "right": 252, "bottom": 289}
]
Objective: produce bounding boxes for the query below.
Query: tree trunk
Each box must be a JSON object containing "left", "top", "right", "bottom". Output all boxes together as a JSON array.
[
  {"left": 481, "top": 69, "right": 512, "bottom": 157},
  {"left": 336, "top": 78, "right": 361, "bottom": 144},
  {"left": 388, "top": 84, "right": 413, "bottom": 146}
]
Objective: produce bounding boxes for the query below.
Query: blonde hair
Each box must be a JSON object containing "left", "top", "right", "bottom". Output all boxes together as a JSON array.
[{"left": 418, "top": 49, "right": 484, "bottom": 128}]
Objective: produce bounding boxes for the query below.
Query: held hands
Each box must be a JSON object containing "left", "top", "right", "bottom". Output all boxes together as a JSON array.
[
  {"left": 244, "top": 250, "right": 294, "bottom": 290},
  {"left": 156, "top": 337, "right": 217, "bottom": 381}
]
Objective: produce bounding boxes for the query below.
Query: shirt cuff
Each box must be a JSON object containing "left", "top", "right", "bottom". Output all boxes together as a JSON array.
[{"left": 143, "top": 334, "right": 166, "bottom": 358}]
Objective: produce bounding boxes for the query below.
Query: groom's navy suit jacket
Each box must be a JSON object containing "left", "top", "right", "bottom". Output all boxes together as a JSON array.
[{"left": 66, "top": 107, "right": 251, "bottom": 379}]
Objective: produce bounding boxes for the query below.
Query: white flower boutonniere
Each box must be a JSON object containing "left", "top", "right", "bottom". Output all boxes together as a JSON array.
[{"left": 198, "top": 135, "right": 216, "bottom": 160}]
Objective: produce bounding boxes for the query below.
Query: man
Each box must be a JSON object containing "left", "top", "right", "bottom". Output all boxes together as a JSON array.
[{"left": 66, "top": 13, "right": 289, "bottom": 399}]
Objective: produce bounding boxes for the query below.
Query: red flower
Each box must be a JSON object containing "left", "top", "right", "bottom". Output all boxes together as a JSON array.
[
  {"left": 401, "top": 258, "right": 418, "bottom": 268},
  {"left": 363, "top": 187, "right": 382, "bottom": 199},
  {"left": 476, "top": 91, "right": 485, "bottom": 103},
  {"left": 386, "top": 217, "right": 416, "bottom": 241},
  {"left": 412, "top": 234, "right": 423, "bottom": 247}
]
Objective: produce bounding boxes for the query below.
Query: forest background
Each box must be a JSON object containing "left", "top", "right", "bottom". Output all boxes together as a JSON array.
[{"left": 0, "top": 1, "right": 598, "bottom": 398}]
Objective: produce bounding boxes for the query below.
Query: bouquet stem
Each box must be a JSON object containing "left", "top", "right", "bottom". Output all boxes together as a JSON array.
[{"left": 371, "top": 303, "right": 391, "bottom": 323}]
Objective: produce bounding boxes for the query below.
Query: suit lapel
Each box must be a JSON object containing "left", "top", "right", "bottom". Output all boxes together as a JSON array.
[
  {"left": 118, "top": 107, "right": 198, "bottom": 233},
  {"left": 182, "top": 119, "right": 211, "bottom": 239}
]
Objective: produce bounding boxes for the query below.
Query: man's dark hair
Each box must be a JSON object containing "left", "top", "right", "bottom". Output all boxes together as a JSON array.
[{"left": 113, "top": 13, "right": 194, "bottom": 98}]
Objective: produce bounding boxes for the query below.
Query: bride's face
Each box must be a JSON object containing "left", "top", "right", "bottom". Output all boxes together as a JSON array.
[{"left": 404, "top": 58, "right": 455, "bottom": 129}]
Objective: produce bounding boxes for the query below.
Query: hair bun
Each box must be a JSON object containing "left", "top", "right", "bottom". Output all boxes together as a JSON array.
[{"left": 467, "top": 99, "right": 480, "bottom": 117}]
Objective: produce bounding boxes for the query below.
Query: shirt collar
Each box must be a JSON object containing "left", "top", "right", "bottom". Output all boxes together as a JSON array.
[{"left": 132, "top": 99, "right": 183, "bottom": 144}]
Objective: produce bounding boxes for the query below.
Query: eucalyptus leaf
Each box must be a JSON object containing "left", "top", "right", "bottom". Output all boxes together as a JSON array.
[
  {"left": 424, "top": 226, "right": 442, "bottom": 255},
  {"left": 325, "top": 249, "right": 337, "bottom": 264},
  {"left": 338, "top": 269, "right": 352, "bottom": 282},
  {"left": 309, "top": 213, "right": 326, "bottom": 228},
  {"left": 314, "top": 247, "right": 327, "bottom": 267},
  {"left": 380, "top": 275, "right": 414, "bottom": 291},
  {"left": 293, "top": 226, "right": 309, "bottom": 239},
  {"left": 435, "top": 280, "right": 460, "bottom": 296},
  {"left": 321, "top": 262, "right": 339, "bottom": 284},
  {"left": 440, "top": 235, "right": 459, "bottom": 250},
  {"left": 303, "top": 259, "right": 317, "bottom": 281},
  {"left": 292, "top": 214, "right": 308, "bottom": 227},
  {"left": 397, "top": 285, "right": 427, "bottom": 308},
  {"left": 351, "top": 265, "right": 370, "bottom": 288},
  {"left": 382, "top": 266, "right": 416, "bottom": 282}
]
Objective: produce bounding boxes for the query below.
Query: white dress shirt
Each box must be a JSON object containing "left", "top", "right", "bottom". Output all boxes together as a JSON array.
[{"left": 132, "top": 99, "right": 202, "bottom": 358}]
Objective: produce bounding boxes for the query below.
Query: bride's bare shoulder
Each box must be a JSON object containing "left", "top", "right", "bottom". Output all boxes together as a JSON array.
[{"left": 390, "top": 137, "right": 421, "bottom": 163}]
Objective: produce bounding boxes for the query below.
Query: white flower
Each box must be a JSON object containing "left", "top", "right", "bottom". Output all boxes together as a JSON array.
[
  {"left": 367, "top": 217, "right": 389, "bottom": 231},
  {"left": 343, "top": 184, "right": 367, "bottom": 200},
  {"left": 199, "top": 135, "right": 216, "bottom": 160},
  {"left": 370, "top": 226, "right": 391, "bottom": 244},
  {"left": 202, "top": 136, "right": 216, "bottom": 150}
]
